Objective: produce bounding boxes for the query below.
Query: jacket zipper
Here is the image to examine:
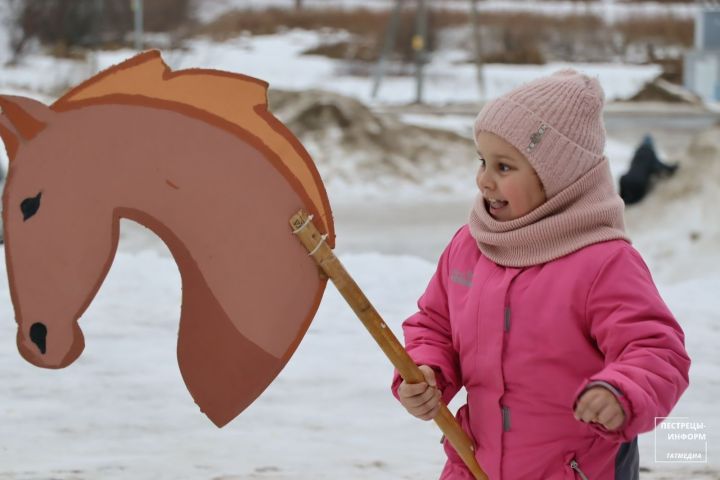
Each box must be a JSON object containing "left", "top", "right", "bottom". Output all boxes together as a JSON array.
[{"left": 569, "top": 459, "right": 589, "bottom": 480}]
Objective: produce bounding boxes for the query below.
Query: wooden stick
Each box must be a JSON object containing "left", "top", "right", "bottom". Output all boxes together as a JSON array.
[{"left": 290, "top": 210, "right": 488, "bottom": 480}]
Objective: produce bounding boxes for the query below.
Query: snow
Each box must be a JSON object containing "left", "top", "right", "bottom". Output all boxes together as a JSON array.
[
  {"left": 0, "top": 246, "right": 444, "bottom": 479},
  {"left": 193, "top": 0, "right": 700, "bottom": 24},
  {"left": 0, "top": 30, "right": 662, "bottom": 108},
  {"left": 0, "top": 22, "right": 717, "bottom": 480},
  {"left": 157, "top": 33, "right": 660, "bottom": 105}
]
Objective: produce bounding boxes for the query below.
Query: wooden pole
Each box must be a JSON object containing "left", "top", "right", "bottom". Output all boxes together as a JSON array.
[{"left": 290, "top": 210, "right": 488, "bottom": 480}]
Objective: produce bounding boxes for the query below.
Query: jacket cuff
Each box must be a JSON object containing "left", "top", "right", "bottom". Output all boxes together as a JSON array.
[{"left": 585, "top": 380, "right": 624, "bottom": 399}]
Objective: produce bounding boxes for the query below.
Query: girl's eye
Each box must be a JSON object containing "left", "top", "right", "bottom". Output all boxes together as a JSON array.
[
  {"left": 477, "top": 157, "right": 486, "bottom": 167},
  {"left": 499, "top": 163, "right": 511, "bottom": 172}
]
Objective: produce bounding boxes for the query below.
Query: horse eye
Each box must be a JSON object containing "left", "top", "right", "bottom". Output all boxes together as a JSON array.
[{"left": 20, "top": 192, "right": 42, "bottom": 221}]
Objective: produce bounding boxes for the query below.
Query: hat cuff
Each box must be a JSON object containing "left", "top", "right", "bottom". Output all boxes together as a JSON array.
[{"left": 474, "top": 97, "right": 604, "bottom": 199}]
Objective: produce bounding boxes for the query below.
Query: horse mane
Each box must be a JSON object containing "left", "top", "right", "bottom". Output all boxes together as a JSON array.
[
  {"left": 53, "top": 50, "right": 334, "bottom": 245},
  {"left": 54, "top": 50, "right": 268, "bottom": 119}
]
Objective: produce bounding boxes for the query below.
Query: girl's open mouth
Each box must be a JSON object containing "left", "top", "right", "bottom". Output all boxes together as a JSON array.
[{"left": 486, "top": 199, "right": 508, "bottom": 213}]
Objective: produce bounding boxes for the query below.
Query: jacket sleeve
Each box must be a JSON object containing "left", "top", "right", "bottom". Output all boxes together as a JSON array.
[
  {"left": 573, "top": 244, "right": 691, "bottom": 442},
  {"left": 391, "top": 228, "right": 463, "bottom": 406}
]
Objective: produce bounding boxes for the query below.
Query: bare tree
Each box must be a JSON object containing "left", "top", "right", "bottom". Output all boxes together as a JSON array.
[{"left": 3, "top": 0, "right": 191, "bottom": 63}]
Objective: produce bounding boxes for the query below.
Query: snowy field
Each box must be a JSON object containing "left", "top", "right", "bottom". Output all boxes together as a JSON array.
[
  {"left": 0, "top": 22, "right": 718, "bottom": 480},
  {"left": 0, "top": 29, "right": 663, "bottom": 109},
  {"left": 0, "top": 241, "right": 717, "bottom": 480}
]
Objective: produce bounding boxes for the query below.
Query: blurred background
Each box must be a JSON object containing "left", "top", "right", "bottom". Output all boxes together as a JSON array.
[{"left": 0, "top": 1, "right": 718, "bottom": 479}]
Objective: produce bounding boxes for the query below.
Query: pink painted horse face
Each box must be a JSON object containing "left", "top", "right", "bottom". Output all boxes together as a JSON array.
[
  {"left": 1, "top": 96, "right": 114, "bottom": 368},
  {"left": 1, "top": 50, "right": 335, "bottom": 426}
]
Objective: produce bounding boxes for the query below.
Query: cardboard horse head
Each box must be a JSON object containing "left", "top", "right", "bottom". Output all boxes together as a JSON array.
[{"left": 0, "top": 50, "right": 334, "bottom": 427}]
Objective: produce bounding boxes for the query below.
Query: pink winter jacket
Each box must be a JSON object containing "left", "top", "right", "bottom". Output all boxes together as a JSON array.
[{"left": 391, "top": 225, "right": 690, "bottom": 480}]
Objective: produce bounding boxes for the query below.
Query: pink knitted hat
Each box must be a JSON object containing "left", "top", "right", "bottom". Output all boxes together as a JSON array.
[{"left": 474, "top": 69, "right": 606, "bottom": 199}]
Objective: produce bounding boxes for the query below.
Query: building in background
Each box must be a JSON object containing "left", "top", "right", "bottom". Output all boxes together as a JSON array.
[{"left": 685, "top": 6, "right": 720, "bottom": 104}]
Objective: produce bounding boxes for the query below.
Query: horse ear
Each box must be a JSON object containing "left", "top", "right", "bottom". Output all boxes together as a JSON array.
[
  {"left": 0, "top": 114, "right": 20, "bottom": 160},
  {"left": 0, "top": 95, "right": 55, "bottom": 160}
]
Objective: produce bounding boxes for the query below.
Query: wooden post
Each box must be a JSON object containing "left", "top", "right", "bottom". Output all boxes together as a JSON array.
[
  {"left": 469, "top": 0, "right": 485, "bottom": 99},
  {"left": 413, "top": 0, "right": 428, "bottom": 104},
  {"left": 290, "top": 210, "right": 488, "bottom": 480},
  {"left": 371, "top": 0, "right": 404, "bottom": 99},
  {"left": 131, "top": 0, "right": 143, "bottom": 50}
]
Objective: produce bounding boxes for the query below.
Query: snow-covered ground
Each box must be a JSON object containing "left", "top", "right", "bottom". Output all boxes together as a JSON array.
[
  {"left": 0, "top": 241, "right": 716, "bottom": 479},
  {"left": 0, "top": 25, "right": 717, "bottom": 480},
  {"left": 0, "top": 30, "right": 663, "bottom": 107}
]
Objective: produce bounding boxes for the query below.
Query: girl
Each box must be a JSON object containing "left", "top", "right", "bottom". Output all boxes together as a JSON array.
[{"left": 391, "top": 69, "right": 691, "bottom": 480}]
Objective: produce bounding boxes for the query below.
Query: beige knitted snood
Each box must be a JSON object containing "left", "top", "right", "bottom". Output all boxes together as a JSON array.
[{"left": 468, "top": 157, "right": 630, "bottom": 268}]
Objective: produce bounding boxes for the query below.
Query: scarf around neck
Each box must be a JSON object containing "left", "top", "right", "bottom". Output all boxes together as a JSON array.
[{"left": 468, "top": 157, "right": 630, "bottom": 268}]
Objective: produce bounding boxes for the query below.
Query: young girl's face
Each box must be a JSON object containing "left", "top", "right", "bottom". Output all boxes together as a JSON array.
[{"left": 475, "top": 131, "right": 546, "bottom": 221}]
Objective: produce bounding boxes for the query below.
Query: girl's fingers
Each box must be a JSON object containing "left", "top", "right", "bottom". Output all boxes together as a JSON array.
[
  {"left": 585, "top": 393, "right": 608, "bottom": 416},
  {"left": 418, "top": 365, "right": 437, "bottom": 387},
  {"left": 575, "top": 388, "right": 618, "bottom": 423},
  {"left": 416, "top": 390, "right": 442, "bottom": 420},
  {"left": 580, "top": 408, "right": 597, "bottom": 423},
  {"left": 398, "top": 381, "right": 427, "bottom": 398},
  {"left": 601, "top": 410, "right": 625, "bottom": 431},
  {"left": 419, "top": 404, "right": 441, "bottom": 421},
  {"left": 575, "top": 392, "right": 625, "bottom": 430},
  {"left": 574, "top": 392, "right": 594, "bottom": 420},
  {"left": 576, "top": 397, "right": 600, "bottom": 423},
  {"left": 403, "top": 385, "right": 437, "bottom": 409},
  {"left": 610, "top": 414, "right": 626, "bottom": 431},
  {"left": 596, "top": 403, "right": 619, "bottom": 425},
  {"left": 413, "top": 389, "right": 441, "bottom": 417}
]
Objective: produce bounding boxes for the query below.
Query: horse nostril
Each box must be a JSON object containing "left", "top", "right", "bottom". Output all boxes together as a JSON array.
[{"left": 29, "top": 322, "right": 47, "bottom": 354}]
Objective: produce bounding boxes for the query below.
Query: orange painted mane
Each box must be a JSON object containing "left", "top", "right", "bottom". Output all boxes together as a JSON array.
[{"left": 55, "top": 50, "right": 334, "bottom": 246}]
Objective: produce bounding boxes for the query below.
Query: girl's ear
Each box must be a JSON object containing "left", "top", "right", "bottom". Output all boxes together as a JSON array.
[{"left": 0, "top": 95, "right": 55, "bottom": 160}]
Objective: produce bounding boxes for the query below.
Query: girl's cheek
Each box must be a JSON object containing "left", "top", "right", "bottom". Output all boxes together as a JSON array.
[{"left": 502, "top": 184, "right": 522, "bottom": 203}]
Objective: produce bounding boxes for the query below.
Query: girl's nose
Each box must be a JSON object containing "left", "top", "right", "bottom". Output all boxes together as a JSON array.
[{"left": 476, "top": 168, "right": 495, "bottom": 191}]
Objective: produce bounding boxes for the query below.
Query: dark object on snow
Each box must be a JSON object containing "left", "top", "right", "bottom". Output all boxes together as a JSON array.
[{"left": 619, "top": 135, "right": 679, "bottom": 205}]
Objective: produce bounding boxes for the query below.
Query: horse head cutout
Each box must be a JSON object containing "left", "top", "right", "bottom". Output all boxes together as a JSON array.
[{"left": 0, "top": 50, "right": 334, "bottom": 427}]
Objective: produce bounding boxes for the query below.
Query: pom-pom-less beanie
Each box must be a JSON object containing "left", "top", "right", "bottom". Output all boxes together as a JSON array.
[{"left": 473, "top": 68, "right": 606, "bottom": 199}]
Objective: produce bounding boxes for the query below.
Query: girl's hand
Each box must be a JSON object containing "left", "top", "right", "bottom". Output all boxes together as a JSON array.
[
  {"left": 574, "top": 386, "right": 626, "bottom": 431},
  {"left": 397, "top": 365, "right": 442, "bottom": 421}
]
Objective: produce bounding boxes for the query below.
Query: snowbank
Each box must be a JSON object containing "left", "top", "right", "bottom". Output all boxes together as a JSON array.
[
  {"left": 269, "top": 88, "right": 477, "bottom": 199},
  {"left": 624, "top": 127, "right": 720, "bottom": 284}
]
